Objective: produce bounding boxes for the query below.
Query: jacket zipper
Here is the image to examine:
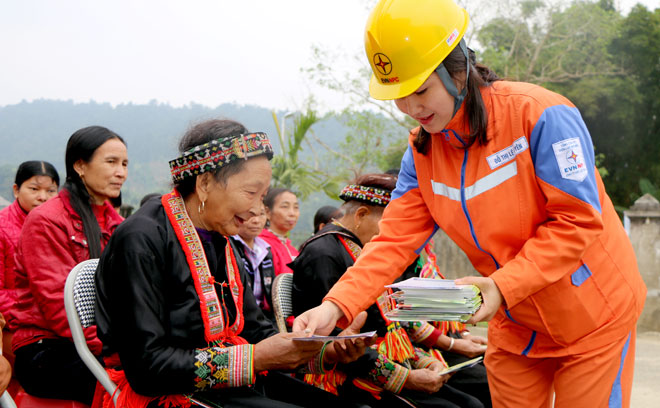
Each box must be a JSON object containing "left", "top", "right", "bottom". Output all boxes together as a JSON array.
[
  {"left": 454, "top": 132, "right": 500, "bottom": 270},
  {"left": 452, "top": 130, "right": 536, "bottom": 355}
]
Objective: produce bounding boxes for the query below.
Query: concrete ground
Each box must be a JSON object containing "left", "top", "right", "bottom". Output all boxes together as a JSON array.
[
  {"left": 468, "top": 327, "right": 659, "bottom": 406},
  {"left": 631, "top": 331, "right": 660, "bottom": 406}
]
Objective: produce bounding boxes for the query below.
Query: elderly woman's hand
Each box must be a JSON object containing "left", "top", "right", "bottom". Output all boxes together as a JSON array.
[
  {"left": 253, "top": 332, "right": 324, "bottom": 372},
  {"left": 404, "top": 367, "right": 451, "bottom": 394},
  {"left": 324, "top": 311, "right": 373, "bottom": 365}
]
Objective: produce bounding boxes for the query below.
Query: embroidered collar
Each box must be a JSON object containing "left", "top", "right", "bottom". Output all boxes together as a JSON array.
[{"left": 162, "top": 189, "right": 246, "bottom": 344}]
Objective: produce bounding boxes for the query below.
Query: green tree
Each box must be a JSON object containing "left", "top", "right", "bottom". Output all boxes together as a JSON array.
[
  {"left": 303, "top": 46, "right": 414, "bottom": 178},
  {"left": 270, "top": 106, "right": 341, "bottom": 200},
  {"left": 478, "top": 0, "right": 624, "bottom": 84},
  {"left": 605, "top": 5, "right": 660, "bottom": 206},
  {"left": 478, "top": 1, "right": 660, "bottom": 209}
]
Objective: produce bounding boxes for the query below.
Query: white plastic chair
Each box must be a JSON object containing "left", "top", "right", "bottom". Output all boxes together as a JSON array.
[
  {"left": 0, "top": 392, "right": 17, "bottom": 408},
  {"left": 271, "top": 273, "right": 294, "bottom": 333},
  {"left": 64, "top": 259, "right": 119, "bottom": 406}
]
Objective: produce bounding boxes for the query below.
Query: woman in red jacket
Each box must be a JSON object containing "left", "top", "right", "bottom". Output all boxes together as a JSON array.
[
  {"left": 0, "top": 162, "right": 59, "bottom": 319},
  {"left": 0, "top": 160, "right": 59, "bottom": 390},
  {"left": 259, "top": 187, "right": 300, "bottom": 275},
  {"left": 294, "top": 1, "right": 646, "bottom": 407},
  {"left": 0, "top": 161, "right": 59, "bottom": 318},
  {"left": 9, "top": 126, "right": 127, "bottom": 404}
]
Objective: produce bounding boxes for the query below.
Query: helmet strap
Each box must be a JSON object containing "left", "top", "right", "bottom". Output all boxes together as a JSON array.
[{"left": 434, "top": 38, "right": 470, "bottom": 118}]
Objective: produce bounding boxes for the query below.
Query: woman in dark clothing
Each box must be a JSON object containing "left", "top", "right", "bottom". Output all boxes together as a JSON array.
[
  {"left": 231, "top": 203, "right": 277, "bottom": 323},
  {"left": 95, "top": 119, "right": 368, "bottom": 408},
  {"left": 313, "top": 205, "right": 342, "bottom": 234},
  {"left": 291, "top": 174, "right": 482, "bottom": 408}
]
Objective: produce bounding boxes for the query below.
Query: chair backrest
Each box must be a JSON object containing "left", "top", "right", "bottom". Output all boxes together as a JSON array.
[
  {"left": 271, "top": 273, "right": 294, "bottom": 333},
  {"left": 64, "top": 259, "right": 119, "bottom": 406},
  {"left": 0, "top": 392, "right": 17, "bottom": 408}
]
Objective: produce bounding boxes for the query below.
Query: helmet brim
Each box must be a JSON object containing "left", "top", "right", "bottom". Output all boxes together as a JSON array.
[{"left": 368, "top": 62, "right": 438, "bottom": 101}]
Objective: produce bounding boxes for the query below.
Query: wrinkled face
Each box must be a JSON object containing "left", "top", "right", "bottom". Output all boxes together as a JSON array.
[
  {"left": 75, "top": 138, "right": 128, "bottom": 205},
  {"left": 237, "top": 203, "right": 268, "bottom": 241},
  {"left": 13, "top": 175, "right": 58, "bottom": 212},
  {"left": 202, "top": 156, "right": 272, "bottom": 237},
  {"left": 267, "top": 191, "right": 300, "bottom": 234},
  {"left": 394, "top": 72, "right": 455, "bottom": 134}
]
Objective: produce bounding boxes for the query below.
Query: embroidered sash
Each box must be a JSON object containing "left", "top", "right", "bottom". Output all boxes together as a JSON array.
[
  {"left": 162, "top": 189, "right": 245, "bottom": 344},
  {"left": 97, "top": 189, "right": 251, "bottom": 408}
]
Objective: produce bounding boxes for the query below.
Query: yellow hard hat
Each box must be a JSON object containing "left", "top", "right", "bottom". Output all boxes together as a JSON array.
[{"left": 365, "top": 0, "right": 470, "bottom": 100}]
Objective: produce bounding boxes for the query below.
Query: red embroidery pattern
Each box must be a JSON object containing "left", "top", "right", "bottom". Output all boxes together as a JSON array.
[{"left": 162, "top": 189, "right": 245, "bottom": 343}]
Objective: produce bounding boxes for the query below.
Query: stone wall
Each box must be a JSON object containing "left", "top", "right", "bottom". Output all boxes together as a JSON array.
[{"left": 625, "top": 194, "right": 660, "bottom": 333}]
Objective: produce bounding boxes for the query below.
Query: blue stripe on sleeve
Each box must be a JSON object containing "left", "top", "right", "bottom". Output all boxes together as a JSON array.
[
  {"left": 392, "top": 145, "right": 419, "bottom": 200},
  {"left": 415, "top": 224, "right": 439, "bottom": 255},
  {"left": 529, "top": 105, "right": 601, "bottom": 213}
]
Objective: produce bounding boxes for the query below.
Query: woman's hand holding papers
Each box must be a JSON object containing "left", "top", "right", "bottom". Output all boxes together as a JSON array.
[
  {"left": 324, "top": 311, "right": 373, "bottom": 365},
  {"left": 405, "top": 366, "right": 451, "bottom": 393},
  {"left": 462, "top": 332, "right": 488, "bottom": 345},
  {"left": 454, "top": 276, "right": 503, "bottom": 324},
  {"left": 293, "top": 300, "right": 344, "bottom": 335},
  {"left": 451, "top": 338, "right": 488, "bottom": 358}
]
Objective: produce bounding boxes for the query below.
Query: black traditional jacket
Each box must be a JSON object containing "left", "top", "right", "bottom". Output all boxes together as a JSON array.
[
  {"left": 290, "top": 224, "right": 384, "bottom": 334},
  {"left": 289, "top": 224, "right": 439, "bottom": 394},
  {"left": 96, "top": 199, "right": 278, "bottom": 396}
]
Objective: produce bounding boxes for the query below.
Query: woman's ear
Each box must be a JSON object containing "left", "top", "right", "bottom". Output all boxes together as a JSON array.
[
  {"left": 12, "top": 184, "right": 19, "bottom": 199},
  {"left": 73, "top": 159, "right": 85, "bottom": 178},
  {"left": 354, "top": 205, "right": 370, "bottom": 223},
  {"left": 195, "top": 173, "right": 214, "bottom": 203},
  {"left": 454, "top": 71, "right": 467, "bottom": 94}
]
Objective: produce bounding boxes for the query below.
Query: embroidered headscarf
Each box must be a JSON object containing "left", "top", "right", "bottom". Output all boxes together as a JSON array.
[
  {"left": 169, "top": 132, "right": 273, "bottom": 183},
  {"left": 339, "top": 173, "right": 396, "bottom": 207}
]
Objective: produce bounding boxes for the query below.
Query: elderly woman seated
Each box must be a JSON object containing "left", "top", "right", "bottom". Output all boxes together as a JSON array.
[{"left": 95, "top": 119, "right": 368, "bottom": 408}]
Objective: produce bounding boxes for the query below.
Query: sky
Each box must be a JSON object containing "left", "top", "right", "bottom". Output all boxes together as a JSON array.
[{"left": 1, "top": 0, "right": 656, "bottom": 112}]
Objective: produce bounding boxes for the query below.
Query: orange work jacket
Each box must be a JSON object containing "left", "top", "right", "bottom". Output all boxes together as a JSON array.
[{"left": 326, "top": 81, "right": 646, "bottom": 357}]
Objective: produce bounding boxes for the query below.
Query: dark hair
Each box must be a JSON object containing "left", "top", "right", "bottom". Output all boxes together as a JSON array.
[
  {"left": 413, "top": 47, "right": 500, "bottom": 154},
  {"left": 175, "top": 119, "right": 258, "bottom": 198},
  {"left": 15, "top": 160, "right": 60, "bottom": 188},
  {"left": 313, "top": 205, "right": 341, "bottom": 233},
  {"left": 139, "top": 192, "right": 161, "bottom": 207},
  {"left": 264, "top": 187, "right": 296, "bottom": 211},
  {"left": 109, "top": 192, "right": 122, "bottom": 209},
  {"left": 64, "top": 126, "right": 125, "bottom": 258},
  {"left": 342, "top": 173, "right": 397, "bottom": 215}
]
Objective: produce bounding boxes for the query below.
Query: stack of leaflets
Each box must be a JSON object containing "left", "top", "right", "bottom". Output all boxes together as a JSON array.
[{"left": 384, "top": 277, "right": 482, "bottom": 322}]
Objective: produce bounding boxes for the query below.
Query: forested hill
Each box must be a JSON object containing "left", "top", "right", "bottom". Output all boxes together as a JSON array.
[{"left": 0, "top": 99, "right": 348, "bottom": 207}]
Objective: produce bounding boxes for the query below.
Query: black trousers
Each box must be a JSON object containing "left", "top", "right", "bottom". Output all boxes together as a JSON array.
[
  {"left": 149, "top": 371, "right": 370, "bottom": 408},
  {"left": 339, "top": 380, "right": 483, "bottom": 408},
  {"left": 444, "top": 351, "right": 492, "bottom": 408},
  {"left": 14, "top": 338, "right": 100, "bottom": 405}
]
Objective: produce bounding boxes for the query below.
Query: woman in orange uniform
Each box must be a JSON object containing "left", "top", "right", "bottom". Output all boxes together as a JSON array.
[{"left": 294, "top": 1, "right": 646, "bottom": 407}]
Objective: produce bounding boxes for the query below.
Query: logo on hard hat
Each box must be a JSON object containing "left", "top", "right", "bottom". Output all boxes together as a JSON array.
[{"left": 373, "top": 53, "right": 393, "bottom": 76}]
